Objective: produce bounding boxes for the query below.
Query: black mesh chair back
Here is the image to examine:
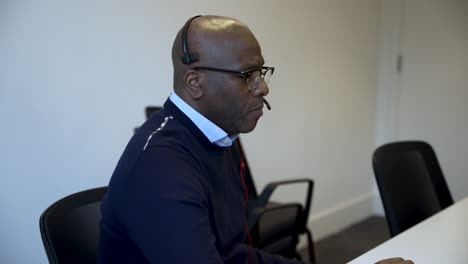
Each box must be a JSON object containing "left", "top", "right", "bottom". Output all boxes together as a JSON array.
[
  {"left": 145, "top": 106, "right": 162, "bottom": 119},
  {"left": 228, "top": 136, "right": 258, "bottom": 199},
  {"left": 373, "top": 141, "right": 453, "bottom": 237},
  {"left": 230, "top": 139, "right": 315, "bottom": 263},
  {"left": 39, "top": 187, "right": 107, "bottom": 264}
]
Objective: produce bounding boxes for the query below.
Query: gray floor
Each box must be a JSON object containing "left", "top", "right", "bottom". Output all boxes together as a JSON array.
[{"left": 299, "top": 216, "right": 390, "bottom": 264}]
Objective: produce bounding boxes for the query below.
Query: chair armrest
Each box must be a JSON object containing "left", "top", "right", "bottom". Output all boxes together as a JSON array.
[{"left": 248, "top": 178, "right": 314, "bottom": 229}]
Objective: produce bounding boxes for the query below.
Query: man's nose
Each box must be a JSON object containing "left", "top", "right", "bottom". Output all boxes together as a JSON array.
[{"left": 253, "top": 78, "right": 269, "bottom": 97}]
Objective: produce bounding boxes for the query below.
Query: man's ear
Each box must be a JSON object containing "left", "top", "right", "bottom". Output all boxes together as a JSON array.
[{"left": 184, "top": 69, "right": 204, "bottom": 100}]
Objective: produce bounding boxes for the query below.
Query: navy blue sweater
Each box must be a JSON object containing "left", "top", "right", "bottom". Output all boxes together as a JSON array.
[{"left": 99, "top": 99, "right": 303, "bottom": 264}]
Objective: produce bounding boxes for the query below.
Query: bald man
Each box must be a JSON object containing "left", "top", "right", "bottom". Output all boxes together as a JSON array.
[
  {"left": 99, "top": 15, "right": 288, "bottom": 264},
  {"left": 99, "top": 16, "right": 413, "bottom": 264}
]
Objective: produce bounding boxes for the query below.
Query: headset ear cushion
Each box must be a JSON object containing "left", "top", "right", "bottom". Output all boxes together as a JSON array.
[
  {"left": 181, "top": 53, "right": 199, "bottom": 64},
  {"left": 181, "top": 54, "right": 191, "bottom": 64},
  {"left": 189, "top": 53, "right": 199, "bottom": 63}
]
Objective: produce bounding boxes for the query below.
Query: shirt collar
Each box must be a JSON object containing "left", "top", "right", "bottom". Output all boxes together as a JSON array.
[{"left": 169, "top": 92, "right": 238, "bottom": 147}]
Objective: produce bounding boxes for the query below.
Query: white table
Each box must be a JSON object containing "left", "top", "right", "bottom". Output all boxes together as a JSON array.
[{"left": 349, "top": 196, "right": 468, "bottom": 264}]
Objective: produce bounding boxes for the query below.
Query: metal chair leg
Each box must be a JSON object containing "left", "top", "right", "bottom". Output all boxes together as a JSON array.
[{"left": 305, "top": 228, "right": 316, "bottom": 263}]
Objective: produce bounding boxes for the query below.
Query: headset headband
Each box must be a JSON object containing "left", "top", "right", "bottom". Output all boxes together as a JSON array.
[{"left": 181, "top": 15, "right": 202, "bottom": 65}]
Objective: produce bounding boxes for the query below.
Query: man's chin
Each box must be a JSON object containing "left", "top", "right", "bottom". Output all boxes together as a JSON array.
[{"left": 237, "top": 120, "right": 259, "bottom": 134}]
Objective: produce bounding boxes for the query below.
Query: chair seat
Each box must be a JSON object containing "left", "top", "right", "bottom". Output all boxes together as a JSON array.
[
  {"left": 256, "top": 202, "right": 302, "bottom": 247},
  {"left": 261, "top": 235, "right": 298, "bottom": 257}
]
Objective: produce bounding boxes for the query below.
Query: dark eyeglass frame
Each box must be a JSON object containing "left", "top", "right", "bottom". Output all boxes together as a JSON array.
[{"left": 193, "top": 66, "right": 275, "bottom": 80}]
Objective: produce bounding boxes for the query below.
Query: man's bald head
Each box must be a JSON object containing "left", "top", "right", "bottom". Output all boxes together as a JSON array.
[{"left": 171, "top": 16, "right": 262, "bottom": 92}]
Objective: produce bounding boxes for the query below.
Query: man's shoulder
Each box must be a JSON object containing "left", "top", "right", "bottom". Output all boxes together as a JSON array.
[{"left": 137, "top": 112, "right": 199, "bottom": 153}]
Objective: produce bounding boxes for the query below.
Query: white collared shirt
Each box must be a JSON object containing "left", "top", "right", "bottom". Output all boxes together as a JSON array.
[{"left": 169, "top": 92, "right": 238, "bottom": 147}]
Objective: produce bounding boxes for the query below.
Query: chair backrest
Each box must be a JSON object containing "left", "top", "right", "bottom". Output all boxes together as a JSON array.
[
  {"left": 39, "top": 187, "right": 107, "bottom": 264},
  {"left": 145, "top": 106, "right": 163, "bottom": 119},
  {"left": 373, "top": 141, "right": 453, "bottom": 236},
  {"left": 229, "top": 138, "right": 259, "bottom": 199}
]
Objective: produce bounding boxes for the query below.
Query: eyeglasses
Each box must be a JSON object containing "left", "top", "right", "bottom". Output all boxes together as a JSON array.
[{"left": 193, "top": 66, "right": 275, "bottom": 91}]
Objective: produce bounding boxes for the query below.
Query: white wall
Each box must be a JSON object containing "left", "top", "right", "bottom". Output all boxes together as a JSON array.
[
  {"left": 0, "top": 1, "right": 380, "bottom": 263},
  {"left": 375, "top": 0, "right": 468, "bottom": 213},
  {"left": 397, "top": 0, "right": 468, "bottom": 201}
]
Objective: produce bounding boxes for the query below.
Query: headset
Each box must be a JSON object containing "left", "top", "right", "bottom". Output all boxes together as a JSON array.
[{"left": 181, "top": 15, "right": 202, "bottom": 65}]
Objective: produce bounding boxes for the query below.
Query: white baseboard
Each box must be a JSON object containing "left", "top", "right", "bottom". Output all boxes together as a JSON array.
[{"left": 297, "top": 192, "right": 377, "bottom": 249}]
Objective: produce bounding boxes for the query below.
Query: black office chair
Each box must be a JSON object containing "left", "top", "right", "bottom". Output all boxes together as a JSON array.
[
  {"left": 373, "top": 140, "right": 453, "bottom": 237},
  {"left": 39, "top": 187, "right": 107, "bottom": 264},
  {"left": 144, "top": 105, "right": 315, "bottom": 262},
  {"left": 231, "top": 139, "right": 315, "bottom": 262}
]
